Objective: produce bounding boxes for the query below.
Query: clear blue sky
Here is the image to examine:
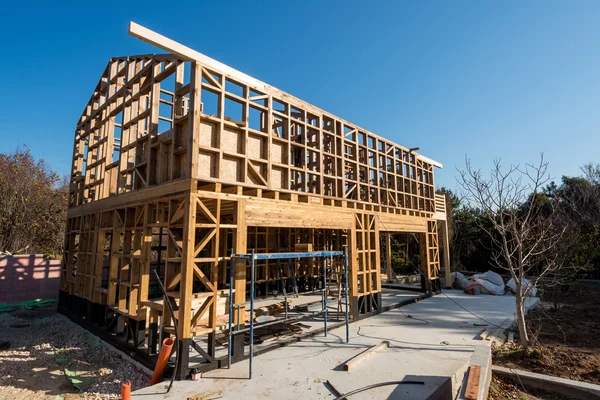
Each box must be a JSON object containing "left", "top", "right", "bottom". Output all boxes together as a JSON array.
[{"left": 1, "top": 1, "right": 599, "bottom": 191}]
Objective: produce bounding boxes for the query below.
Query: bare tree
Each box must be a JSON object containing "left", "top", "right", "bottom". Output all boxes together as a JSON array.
[
  {"left": 581, "top": 162, "right": 600, "bottom": 187},
  {"left": 458, "top": 155, "right": 566, "bottom": 348},
  {"left": 0, "top": 148, "right": 68, "bottom": 257}
]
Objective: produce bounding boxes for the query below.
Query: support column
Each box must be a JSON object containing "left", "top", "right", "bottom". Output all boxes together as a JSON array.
[
  {"left": 385, "top": 233, "right": 392, "bottom": 282},
  {"left": 441, "top": 220, "right": 451, "bottom": 289},
  {"left": 419, "top": 232, "right": 431, "bottom": 293},
  {"left": 349, "top": 215, "right": 358, "bottom": 319},
  {"left": 176, "top": 195, "right": 197, "bottom": 378},
  {"left": 176, "top": 61, "right": 202, "bottom": 379},
  {"left": 231, "top": 199, "right": 247, "bottom": 360},
  {"left": 373, "top": 216, "right": 381, "bottom": 294}
]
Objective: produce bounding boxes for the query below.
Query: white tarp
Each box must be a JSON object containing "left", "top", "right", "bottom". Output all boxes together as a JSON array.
[
  {"left": 450, "top": 271, "right": 470, "bottom": 289},
  {"left": 472, "top": 270, "right": 505, "bottom": 295},
  {"left": 506, "top": 277, "right": 537, "bottom": 297}
]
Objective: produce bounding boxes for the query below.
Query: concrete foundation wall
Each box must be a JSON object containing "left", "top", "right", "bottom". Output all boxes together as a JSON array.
[{"left": 0, "top": 255, "right": 61, "bottom": 303}]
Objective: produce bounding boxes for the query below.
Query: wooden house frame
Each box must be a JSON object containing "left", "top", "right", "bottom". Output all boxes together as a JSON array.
[{"left": 58, "top": 22, "right": 451, "bottom": 378}]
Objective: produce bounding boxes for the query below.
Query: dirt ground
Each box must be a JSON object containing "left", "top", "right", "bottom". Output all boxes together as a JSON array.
[
  {"left": 493, "top": 282, "right": 600, "bottom": 386},
  {"left": 0, "top": 305, "right": 150, "bottom": 399},
  {"left": 487, "top": 375, "right": 571, "bottom": 400}
]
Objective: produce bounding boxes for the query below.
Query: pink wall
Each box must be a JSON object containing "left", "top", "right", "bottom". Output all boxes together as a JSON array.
[{"left": 0, "top": 255, "right": 61, "bottom": 303}]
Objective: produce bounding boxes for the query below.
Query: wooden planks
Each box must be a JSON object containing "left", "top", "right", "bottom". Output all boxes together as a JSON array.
[
  {"left": 377, "top": 212, "right": 427, "bottom": 233},
  {"left": 464, "top": 365, "right": 481, "bottom": 400},
  {"left": 245, "top": 197, "right": 353, "bottom": 230},
  {"left": 343, "top": 341, "right": 389, "bottom": 371}
]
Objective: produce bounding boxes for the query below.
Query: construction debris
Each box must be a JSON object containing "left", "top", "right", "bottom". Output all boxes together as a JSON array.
[
  {"left": 479, "top": 317, "right": 513, "bottom": 347},
  {"left": 245, "top": 322, "right": 304, "bottom": 345},
  {"left": 254, "top": 300, "right": 292, "bottom": 317}
]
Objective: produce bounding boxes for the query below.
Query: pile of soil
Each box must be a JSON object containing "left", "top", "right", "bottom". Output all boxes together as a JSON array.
[
  {"left": 493, "top": 282, "right": 600, "bottom": 385},
  {"left": 0, "top": 305, "right": 150, "bottom": 399}
]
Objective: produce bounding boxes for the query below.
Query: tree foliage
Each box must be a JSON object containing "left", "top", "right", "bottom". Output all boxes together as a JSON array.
[
  {"left": 448, "top": 156, "right": 600, "bottom": 348},
  {"left": 457, "top": 155, "right": 568, "bottom": 347},
  {"left": 389, "top": 233, "right": 420, "bottom": 276},
  {"left": 0, "top": 148, "right": 68, "bottom": 257},
  {"left": 448, "top": 162, "right": 600, "bottom": 280}
]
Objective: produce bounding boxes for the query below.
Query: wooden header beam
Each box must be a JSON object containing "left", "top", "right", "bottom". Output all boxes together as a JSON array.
[{"left": 127, "top": 21, "right": 443, "bottom": 169}]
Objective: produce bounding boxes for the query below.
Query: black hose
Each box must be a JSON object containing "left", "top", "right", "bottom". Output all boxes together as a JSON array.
[
  {"left": 333, "top": 380, "right": 425, "bottom": 400},
  {"left": 153, "top": 269, "right": 178, "bottom": 392}
]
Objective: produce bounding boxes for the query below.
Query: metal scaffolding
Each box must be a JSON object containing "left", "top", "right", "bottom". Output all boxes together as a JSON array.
[{"left": 228, "top": 247, "right": 350, "bottom": 378}]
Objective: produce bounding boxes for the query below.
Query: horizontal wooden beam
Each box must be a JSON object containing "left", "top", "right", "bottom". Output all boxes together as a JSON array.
[{"left": 67, "top": 179, "right": 194, "bottom": 218}]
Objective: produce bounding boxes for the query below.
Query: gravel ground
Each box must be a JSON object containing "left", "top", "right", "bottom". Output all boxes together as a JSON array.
[{"left": 0, "top": 305, "right": 150, "bottom": 399}]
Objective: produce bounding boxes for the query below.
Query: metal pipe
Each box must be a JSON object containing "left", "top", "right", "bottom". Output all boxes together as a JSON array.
[
  {"left": 231, "top": 250, "right": 344, "bottom": 260},
  {"left": 227, "top": 249, "right": 233, "bottom": 369},
  {"left": 284, "top": 295, "right": 288, "bottom": 319},
  {"left": 249, "top": 249, "right": 255, "bottom": 379},
  {"left": 323, "top": 258, "right": 327, "bottom": 337},
  {"left": 152, "top": 269, "right": 178, "bottom": 391},
  {"left": 343, "top": 246, "right": 350, "bottom": 343}
]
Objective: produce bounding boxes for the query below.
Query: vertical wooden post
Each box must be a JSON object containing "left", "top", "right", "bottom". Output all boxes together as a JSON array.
[
  {"left": 373, "top": 216, "right": 381, "bottom": 294},
  {"left": 107, "top": 216, "right": 120, "bottom": 306},
  {"left": 364, "top": 215, "right": 371, "bottom": 294},
  {"left": 386, "top": 233, "right": 392, "bottom": 282},
  {"left": 187, "top": 62, "right": 201, "bottom": 179},
  {"left": 441, "top": 220, "right": 451, "bottom": 289},
  {"left": 178, "top": 195, "right": 197, "bottom": 340},
  {"left": 171, "top": 62, "right": 185, "bottom": 181},
  {"left": 92, "top": 221, "right": 105, "bottom": 302},
  {"left": 139, "top": 205, "right": 152, "bottom": 306},
  {"left": 146, "top": 61, "right": 161, "bottom": 186},
  {"left": 419, "top": 232, "right": 431, "bottom": 292},
  {"left": 233, "top": 199, "right": 247, "bottom": 324},
  {"left": 349, "top": 214, "right": 358, "bottom": 318},
  {"left": 64, "top": 230, "right": 76, "bottom": 293},
  {"left": 208, "top": 197, "right": 221, "bottom": 357}
]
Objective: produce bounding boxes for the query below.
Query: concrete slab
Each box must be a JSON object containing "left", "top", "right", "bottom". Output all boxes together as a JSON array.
[
  {"left": 189, "top": 288, "right": 424, "bottom": 365},
  {"left": 132, "top": 290, "right": 538, "bottom": 400},
  {"left": 458, "top": 341, "right": 492, "bottom": 400}
]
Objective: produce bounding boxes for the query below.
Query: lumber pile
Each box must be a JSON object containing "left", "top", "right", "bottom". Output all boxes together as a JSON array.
[
  {"left": 246, "top": 322, "right": 304, "bottom": 344},
  {"left": 254, "top": 300, "right": 292, "bottom": 317},
  {"left": 479, "top": 317, "right": 513, "bottom": 346},
  {"left": 214, "top": 320, "right": 305, "bottom": 347}
]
